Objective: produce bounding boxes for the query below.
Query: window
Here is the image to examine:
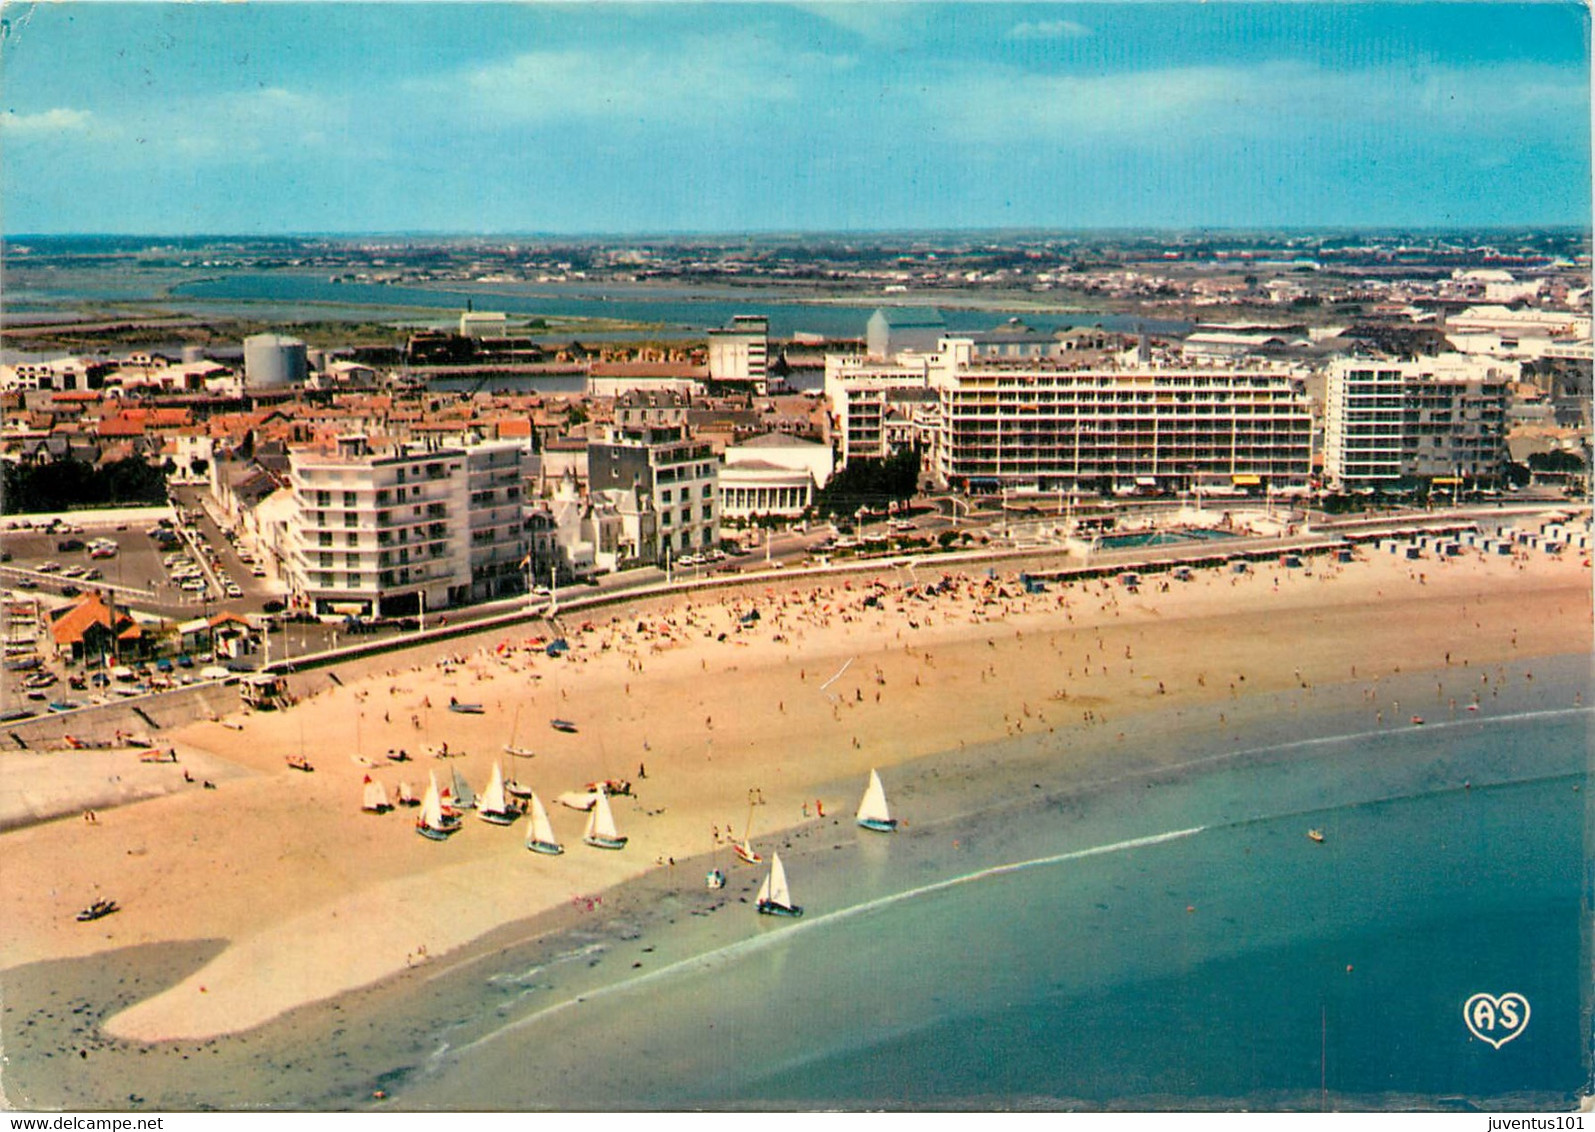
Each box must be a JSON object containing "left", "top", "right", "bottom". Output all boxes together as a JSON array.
[
  {"left": 344, "top": 491, "right": 357, "bottom": 508},
  {"left": 346, "top": 533, "right": 358, "bottom": 548},
  {"left": 319, "top": 533, "right": 332, "bottom": 547}
]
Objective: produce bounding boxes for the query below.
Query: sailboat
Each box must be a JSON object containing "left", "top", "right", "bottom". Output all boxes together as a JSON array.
[
  {"left": 855, "top": 768, "right": 898, "bottom": 832},
  {"left": 477, "top": 761, "right": 519, "bottom": 825},
  {"left": 504, "top": 705, "right": 536, "bottom": 761},
  {"left": 733, "top": 798, "right": 762, "bottom": 864},
  {"left": 755, "top": 852, "right": 802, "bottom": 917},
  {"left": 416, "top": 771, "right": 461, "bottom": 840},
  {"left": 450, "top": 765, "right": 477, "bottom": 810},
  {"left": 582, "top": 786, "right": 627, "bottom": 850},
  {"left": 396, "top": 780, "right": 419, "bottom": 807},
  {"left": 525, "top": 793, "right": 564, "bottom": 856},
  {"left": 361, "top": 775, "right": 392, "bottom": 814}
]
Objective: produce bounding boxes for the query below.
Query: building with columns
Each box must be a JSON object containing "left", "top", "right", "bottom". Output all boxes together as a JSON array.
[{"left": 719, "top": 433, "right": 834, "bottom": 519}]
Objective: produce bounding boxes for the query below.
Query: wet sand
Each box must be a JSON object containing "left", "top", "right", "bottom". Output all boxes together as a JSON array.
[{"left": 0, "top": 533, "right": 1589, "bottom": 1108}]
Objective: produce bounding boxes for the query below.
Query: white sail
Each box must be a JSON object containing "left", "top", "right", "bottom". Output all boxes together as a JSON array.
[
  {"left": 361, "top": 775, "right": 389, "bottom": 812},
  {"left": 857, "top": 768, "right": 892, "bottom": 825},
  {"left": 528, "top": 793, "right": 561, "bottom": 850},
  {"left": 421, "top": 772, "right": 445, "bottom": 829},
  {"left": 479, "top": 761, "right": 508, "bottom": 815},
  {"left": 451, "top": 766, "right": 477, "bottom": 809},
  {"left": 758, "top": 852, "right": 793, "bottom": 908},
  {"left": 397, "top": 780, "right": 416, "bottom": 805},
  {"left": 586, "top": 787, "right": 620, "bottom": 842}
]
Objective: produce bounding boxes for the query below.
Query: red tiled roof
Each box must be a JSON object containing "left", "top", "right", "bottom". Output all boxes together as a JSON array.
[
  {"left": 49, "top": 592, "right": 134, "bottom": 646},
  {"left": 97, "top": 415, "right": 145, "bottom": 438}
]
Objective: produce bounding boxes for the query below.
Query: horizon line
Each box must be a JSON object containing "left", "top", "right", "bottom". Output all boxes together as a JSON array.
[{"left": 6, "top": 224, "right": 1593, "bottom": 243}]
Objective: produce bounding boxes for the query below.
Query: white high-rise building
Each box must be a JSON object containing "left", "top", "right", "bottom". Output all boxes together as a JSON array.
[
  {"left": 286, "top": 436, "right": 527, "bottom": 618},
  {"left": 1323, "top": 355, "right": 1511, "bottom": 490},
  {"left": 707, "top": 314, "right": 770, "bottom": 392}
]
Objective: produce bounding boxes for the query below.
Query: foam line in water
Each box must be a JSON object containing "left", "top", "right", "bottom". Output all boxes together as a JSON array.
[
  {"left": 438, "top": 825, "right": 1205, "bottom": 1068},
  {"left": 1148, "top": 704, "right": 1592, "bottom": 784}
]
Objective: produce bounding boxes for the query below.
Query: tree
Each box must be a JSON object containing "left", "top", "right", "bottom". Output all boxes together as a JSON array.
[
  {"left": 1527, "top": 450, "right": 1585, "bottom": 473},
  {"left": 815, "top": 447, "right": 921, "bottom": 518}
]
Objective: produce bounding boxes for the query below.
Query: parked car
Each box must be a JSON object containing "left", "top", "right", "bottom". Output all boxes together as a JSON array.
[{"left": 57, "top": 538, "right": 85, "bottom": 552}]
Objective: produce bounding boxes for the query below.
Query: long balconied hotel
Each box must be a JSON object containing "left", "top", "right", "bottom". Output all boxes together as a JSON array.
[
  {"left": 923, "top": 339, "right": 1313, "bottom": 495},
  {"left": 286, "top": 436, "right": 527, "bottom": 618}
]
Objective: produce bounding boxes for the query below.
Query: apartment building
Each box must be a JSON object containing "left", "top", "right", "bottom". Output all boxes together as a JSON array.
[
  {"left": 707, "top": 314, "right": 770, "bottom": 393},
  {"left": 586, "top": 390, "right": 718, "bottom": 560},
  {"left": 833, "top": 340, "right": 1313, "bottom": 495},
  {"left": 286, "top": 436, "right": 527, "bottom": 618},
  {"left": 1323, "top": 355, "right": 1511, "bottom": 490},
  {"left": 823, "top": 353, "right": 932, "bottom": 466}
]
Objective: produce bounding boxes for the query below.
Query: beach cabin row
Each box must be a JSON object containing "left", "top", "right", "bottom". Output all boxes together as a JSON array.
[{"left": 1539, "top": 519, "right": 1591, "bottom": 553}]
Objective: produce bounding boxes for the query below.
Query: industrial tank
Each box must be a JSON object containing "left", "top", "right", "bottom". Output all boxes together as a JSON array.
[{"left": 243, "top": 333, "right": 308, "bottom": 389}]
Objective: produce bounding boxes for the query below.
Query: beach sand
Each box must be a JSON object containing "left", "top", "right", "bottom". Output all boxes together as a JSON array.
[{"left": 1, "top": 537, "right": 1588, "bottom": 1067}]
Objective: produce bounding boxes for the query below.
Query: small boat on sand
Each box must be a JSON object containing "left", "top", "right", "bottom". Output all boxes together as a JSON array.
[
  {"left": 525, "top": 793, "right": 564, "bottom": 856},
  {"left": 855, "top": 768, "right": 898, "bottom": 832},
  {"left": 448, "top": 698, "right": 484, "bottom": 714},
  {"left": 138, "top": 747, "right": 178, "bottom": 764},
  {"left": 396, "top": 780, "right": 420, "bottom": 807},
  {"left": 550, "top": 718, "right": 578, "bottom": 734},
  {"left": 477, "top": 762, "right": 520, "bottom": 826},
  {"left": 582, "top": 786, "right": 627, "bottom": 850},
  {"left": 362, "top": 775, "right": 392, "bottom": 814},
  {"left": 287, "top": 755, "right": 314, "bottom": 772},
  {"left": 450, "top": 766, "right": 477, "bottom": 810},
  {"left": 733, "top": 798, "right": 762, "bottom": 864},
  {"left": 755, "top": 853, "right": 802, "bottom": 917},
  {"left": 504, "top": 706, "right": 535, "bottom": 762},
  {"left": 77, "top": 898, "right": 119, "bottom": 922},
  {"left": 416, "top": 772, "right": 461, "bottom": 840}
]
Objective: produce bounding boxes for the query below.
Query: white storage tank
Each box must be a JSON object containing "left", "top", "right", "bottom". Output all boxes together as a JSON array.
[{"left": 243, "top": 333, "right": 308, "bottom": 389}]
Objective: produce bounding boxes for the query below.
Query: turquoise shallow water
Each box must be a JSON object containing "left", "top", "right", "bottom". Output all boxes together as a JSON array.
[{"left": 396, "top": 684, "right": 1590, "bottom": 1111}]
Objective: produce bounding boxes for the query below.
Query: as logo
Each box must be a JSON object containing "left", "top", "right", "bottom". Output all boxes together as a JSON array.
[{"left": 1463, "top": 993, "right": 1531, "bottom": 1049}]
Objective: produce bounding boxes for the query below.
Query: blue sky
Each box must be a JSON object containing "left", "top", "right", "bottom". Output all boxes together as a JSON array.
[{"left": 1, "top": 2, "right": 1588, "bottom": 234}]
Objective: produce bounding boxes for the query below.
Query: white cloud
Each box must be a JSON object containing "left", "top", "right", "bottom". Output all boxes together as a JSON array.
[
  {"left": 1, "top": 107, "right": 92, "bottom": 135},
  {"left": 1007, "top": 19, "right": 1091, "bottom": 41},
  {"left": 446, "top": 39, "right": 810, "bottom": 126},
  {"left": 920, "top": 60, "right": 1589, "bottom": 147}
]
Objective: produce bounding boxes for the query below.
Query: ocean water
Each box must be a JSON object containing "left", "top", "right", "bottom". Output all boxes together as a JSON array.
[{"left": 395, "top": 686, "right": 1590, "bottom": 1111}]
